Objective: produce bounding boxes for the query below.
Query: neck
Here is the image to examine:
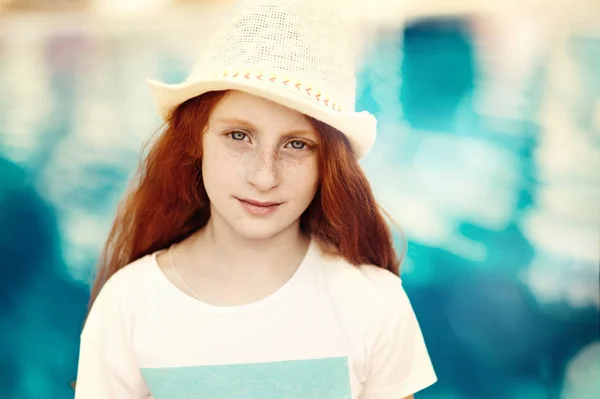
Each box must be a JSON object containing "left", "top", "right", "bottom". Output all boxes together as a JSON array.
[{"left": 188, "top": 212, "right": 310, "bottom": 277}]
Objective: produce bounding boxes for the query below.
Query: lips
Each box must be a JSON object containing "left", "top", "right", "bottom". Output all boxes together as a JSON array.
[
  {"left": 238, "top": 198, "right": 280, "bottom": 207},
  {"left": 236, "top": 197, "right": 282, "bottom": 216}
]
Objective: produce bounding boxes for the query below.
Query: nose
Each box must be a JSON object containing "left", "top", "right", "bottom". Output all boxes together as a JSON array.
[{"left": 245, "top": 147, "right": 280, "bottom": 192}]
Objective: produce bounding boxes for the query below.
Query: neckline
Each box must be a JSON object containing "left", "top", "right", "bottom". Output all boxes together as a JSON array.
[{"left": 150, "top": 239, "right": 317, "bottom": 315}]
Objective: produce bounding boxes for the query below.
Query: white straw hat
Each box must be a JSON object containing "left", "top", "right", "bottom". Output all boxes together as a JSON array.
[{"left": 147, "top": 0, "right": 377, "bottom": 159}]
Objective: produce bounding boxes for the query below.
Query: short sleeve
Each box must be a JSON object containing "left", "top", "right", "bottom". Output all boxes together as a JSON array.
[
  {"left": 74, "top": 270, "right": 150, "bottom": 399},
  {"left": 362, "top": 278, "right": 437, "bottom": 399}
]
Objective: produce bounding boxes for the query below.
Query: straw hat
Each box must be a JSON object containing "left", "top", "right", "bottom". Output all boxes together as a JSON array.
[{"left": 147, "top": 0, "right": 377, "bottom": 159}]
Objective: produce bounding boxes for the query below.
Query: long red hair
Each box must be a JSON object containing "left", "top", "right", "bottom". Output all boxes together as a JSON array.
[{"left": 88, "top": 90, "right": 401, "bottom": 310}]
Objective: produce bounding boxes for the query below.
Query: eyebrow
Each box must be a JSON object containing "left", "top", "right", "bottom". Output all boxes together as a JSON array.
[{"left": 212, "top": 117, "right": 316, "bottom": 137}]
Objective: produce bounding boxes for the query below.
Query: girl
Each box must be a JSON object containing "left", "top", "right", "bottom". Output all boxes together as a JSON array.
[{"left": 74, "top": 0, "right": 437, "bottom": 398}]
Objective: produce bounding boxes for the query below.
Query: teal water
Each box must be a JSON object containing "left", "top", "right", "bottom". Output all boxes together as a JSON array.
[{"left": 0, "top": 16, "right": 598, "bottom": 399}]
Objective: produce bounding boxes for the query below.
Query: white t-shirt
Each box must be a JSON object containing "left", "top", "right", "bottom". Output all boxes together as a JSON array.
[{"left": 75, "top": 240, "right": 437, "bottom": 399}]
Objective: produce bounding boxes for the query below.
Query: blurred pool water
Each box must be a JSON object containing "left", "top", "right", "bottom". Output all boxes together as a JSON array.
[{"left": 0, "top": 11, "right": 598, "bottom": 399}]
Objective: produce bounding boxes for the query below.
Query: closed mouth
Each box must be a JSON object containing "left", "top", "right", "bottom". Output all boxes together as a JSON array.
[{"left": 236, "top": 198, "right": 282, "bottom": 207}]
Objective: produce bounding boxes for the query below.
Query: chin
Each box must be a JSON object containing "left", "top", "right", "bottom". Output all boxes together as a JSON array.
[{"left": 230, "top": 218, "right": 298, "bottom": 241}]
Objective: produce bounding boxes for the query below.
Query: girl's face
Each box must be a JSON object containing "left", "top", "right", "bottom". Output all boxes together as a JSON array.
[{"left": 202, "top": 90, "right": 320, "bottom": 240}]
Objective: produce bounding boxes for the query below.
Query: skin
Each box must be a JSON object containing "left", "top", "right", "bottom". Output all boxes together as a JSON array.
[
  {"left": 202, "top": 90, "right": 320, "bottom": 244},
  {"left": 157, "top": 90, "right": 319, "bottom": 306}
]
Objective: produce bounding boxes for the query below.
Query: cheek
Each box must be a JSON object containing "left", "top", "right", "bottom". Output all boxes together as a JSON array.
[
  {"left": 283, "top": 158, "right": 319, "bottom": 199},
  {"left": 202, "top": 138, "right": 244, "bottom": 193}
]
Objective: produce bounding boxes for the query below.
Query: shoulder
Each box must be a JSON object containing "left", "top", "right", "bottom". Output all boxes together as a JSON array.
[
  {"left": 88, "top": 253, "right": 160, "bottom": 305},
  {"left": 317, "top": 248, "right": 437, "bottom": 395},
  {"left": 318, "top": 248, "right": 405, "bottom": 312},
  {"left": 81, "top": 253, "right": 160, "bottom": 340},
  {"left": 97, "top": 253, "right": 160, "bottom": 301},
  {"left": 313, "top": 246, "right": 413, "bottom": 341},
  {"left": 314, "top": 248, "right": 431, "bottom": 372}
]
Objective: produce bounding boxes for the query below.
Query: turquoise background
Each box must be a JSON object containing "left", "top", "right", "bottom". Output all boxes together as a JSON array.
[{"left": 0, "top": 14, "right": 598, "bottom": 399}]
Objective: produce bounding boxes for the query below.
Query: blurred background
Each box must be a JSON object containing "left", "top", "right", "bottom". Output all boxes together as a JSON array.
[{"left": 0, "top": 0, "right": 598, "bottom": 398}]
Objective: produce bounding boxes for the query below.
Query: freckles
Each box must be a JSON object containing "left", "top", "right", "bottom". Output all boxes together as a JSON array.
[
  {"left": 215, "top": 143, "right": 245, "bottom": 171},
  {"left": 279, "top": 153, "right": 309, "bottom": 168},
  {"left": 285, "top": 164, "right": 318, "bottom": 185}
]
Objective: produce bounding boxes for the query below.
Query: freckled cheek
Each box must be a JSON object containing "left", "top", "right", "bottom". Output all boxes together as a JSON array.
[
  {"left": 206, "top": 141, "right": 246, "bottom": 172},
  {"left": 281, "top": 160, "right": 319, "bottom": 194},
  {"left": 203, "top": 147, "right": 244, "bottom": 199}
]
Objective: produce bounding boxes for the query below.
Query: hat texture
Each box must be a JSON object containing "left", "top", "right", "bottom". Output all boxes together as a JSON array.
[{"left": 147, "top": 0, "right": 377, "bottom": 158}]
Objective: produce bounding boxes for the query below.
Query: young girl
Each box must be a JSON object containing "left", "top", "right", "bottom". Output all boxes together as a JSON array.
[{"left": 74, "top": 0, "right": 437, "bottom": 398}]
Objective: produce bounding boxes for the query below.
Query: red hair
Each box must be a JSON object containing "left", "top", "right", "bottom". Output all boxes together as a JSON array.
[{"left": 88, "top": 90, "right": 401, "bottom": 310}]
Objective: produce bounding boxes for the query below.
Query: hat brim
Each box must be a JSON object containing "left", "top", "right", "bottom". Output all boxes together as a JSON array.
[{"left": 147, "top": 77, "right": 376, "bottom": 159}]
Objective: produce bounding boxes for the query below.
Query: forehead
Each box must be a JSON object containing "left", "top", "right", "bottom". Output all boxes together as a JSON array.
[{"left": 209, "top": 90, "right": 315, "bottom": 132}]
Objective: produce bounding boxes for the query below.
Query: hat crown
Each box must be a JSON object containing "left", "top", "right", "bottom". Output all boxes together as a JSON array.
[{"left": 189, "top": 0, "right": 358, "bottom": 111}]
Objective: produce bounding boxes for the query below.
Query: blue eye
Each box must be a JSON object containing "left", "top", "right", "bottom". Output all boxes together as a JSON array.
[
  {"left": 288, "top": 140, "right": 307, "bottom": 150},
  {"left": 230, "top": 131, "right": 247, "bottom": 141}
]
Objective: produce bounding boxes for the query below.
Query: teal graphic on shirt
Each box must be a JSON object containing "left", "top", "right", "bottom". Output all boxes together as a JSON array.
[{"left": 141, "top": 356, "right": 351, "bottom": 399}]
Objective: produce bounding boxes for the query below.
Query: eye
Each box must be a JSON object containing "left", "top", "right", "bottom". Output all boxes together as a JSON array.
[
  {"left": 286, "top": 140, "right": 308, "bottom": 150},
  {"left": 230, "top": 131, "right": 248, "bottom": 141}
]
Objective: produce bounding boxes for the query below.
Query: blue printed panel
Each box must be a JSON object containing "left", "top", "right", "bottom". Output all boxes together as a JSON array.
[{"left": 141, "top": 356, "right": 352, "bottom": 399}]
